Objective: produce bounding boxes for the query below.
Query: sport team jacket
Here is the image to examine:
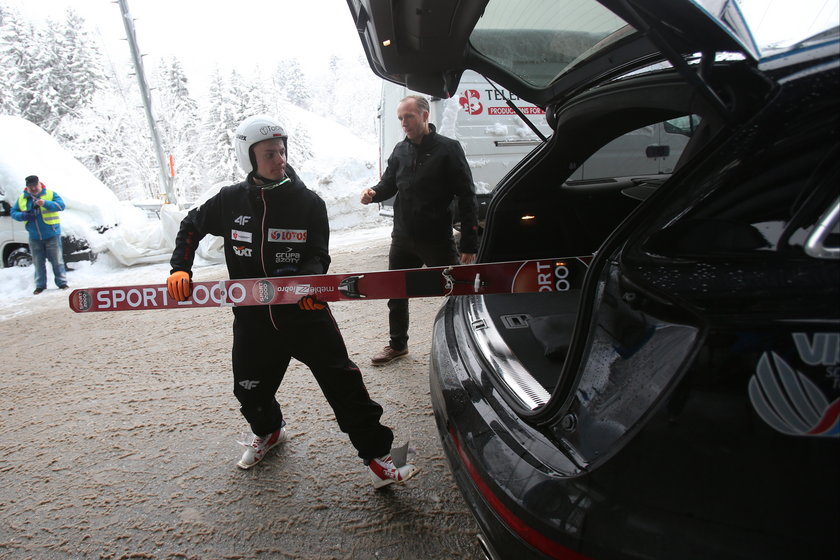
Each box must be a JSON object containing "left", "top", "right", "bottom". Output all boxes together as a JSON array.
[{"left": 170, "top": 165, "right": 330, "bottom": 323}]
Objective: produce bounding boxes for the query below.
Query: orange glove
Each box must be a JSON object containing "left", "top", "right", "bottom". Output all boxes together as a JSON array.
[
  {"left": 167, "top": 271, "right": 192, "bottom": 301},
  {"left": 298, "top": 295, "right": 326, "bottom": 311}
]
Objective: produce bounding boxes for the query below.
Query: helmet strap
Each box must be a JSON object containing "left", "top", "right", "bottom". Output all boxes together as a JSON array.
[{"left": 250, "top": 171, "right": 291, "bottom": 190}]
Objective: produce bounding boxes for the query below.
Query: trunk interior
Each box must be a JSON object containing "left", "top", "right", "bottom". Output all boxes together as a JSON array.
[{"left": 468, "top": 67, "right": 767, "bottom": 405}]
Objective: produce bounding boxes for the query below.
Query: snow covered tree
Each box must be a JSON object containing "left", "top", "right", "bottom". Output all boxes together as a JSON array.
[
  {"left": 198, "top": 68, "right": 292, "bottom": 186},
  {"left": 274, "top": 58, "right": 312, "bottom": 110},
  {"left": 308, "top": 53, "right": 379, "bottom": 142},
  {"left": 1, "top": 3, "right": 380, "bottom": 205},
  {"left": 18, "top": 21, "right": 62, "bottom": 130},
  {"left": 230, "top": 68, "right": 271, "bottom": 121},
  {"left": 56, "top": 70, "right": 160, "bottom": 202},
  {"left": 0, "top": 5, "right": 17, "bottom": 115},
  {"left": 201, "top": 69, "right": 242, "bottom": 185},
  {"left": 0, "top": 8, "right": 37, "bottom": 118},
  {"left": 53, "top": 9, "right": 105, "bottom": 120},
  {"left": 154, "top": 58, "right": 205, "bottom": 203},
  {"left": 0, "top": 6, "right": 104, "bottom": 132}
]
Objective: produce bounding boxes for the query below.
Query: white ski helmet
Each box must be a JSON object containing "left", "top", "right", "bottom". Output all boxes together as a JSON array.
[{"left": 234, "top": 115, "right": 288, "bottom": 174}]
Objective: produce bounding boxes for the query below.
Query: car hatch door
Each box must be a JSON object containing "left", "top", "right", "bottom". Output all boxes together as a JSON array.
[{"left": 346, "top": 0, "right": 760, "bottom": 104}]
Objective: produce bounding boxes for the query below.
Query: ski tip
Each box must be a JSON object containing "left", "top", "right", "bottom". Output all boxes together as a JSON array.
[{"left": 68, "top": 289, "right": 93, "bottom": 313}]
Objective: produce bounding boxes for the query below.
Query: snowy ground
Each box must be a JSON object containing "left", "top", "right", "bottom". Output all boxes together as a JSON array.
[{"left": 0, "top": 228, "right": 484, "bottom": 560}]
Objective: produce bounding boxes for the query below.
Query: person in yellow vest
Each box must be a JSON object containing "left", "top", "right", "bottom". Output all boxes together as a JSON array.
[{"left": 11, "top": 175, "right": 68, "bottom": 294}]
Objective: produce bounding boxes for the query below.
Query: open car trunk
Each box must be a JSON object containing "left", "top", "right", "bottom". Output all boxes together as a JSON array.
[{"left": 463, "top": 65, "right": 771, "bottom": 410}]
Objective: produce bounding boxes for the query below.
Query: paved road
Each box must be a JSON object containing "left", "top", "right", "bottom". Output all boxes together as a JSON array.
[{"left": 0, "top": 237, "right": 484, "bottom": 559}]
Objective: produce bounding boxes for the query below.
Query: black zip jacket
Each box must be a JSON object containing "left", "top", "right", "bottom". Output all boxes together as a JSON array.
[
  {"left": 372, "top": 124, "right": 478, "bottom": 253},
  {"left": 170, "top": 165, "right": 330, "bottom": 323}
]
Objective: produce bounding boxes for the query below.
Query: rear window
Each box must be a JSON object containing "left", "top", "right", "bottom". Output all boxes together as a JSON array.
[
  {"left": 469, "top": 0, "right": 630, "bottom": 87},
  {"left": 567, "top": 116, "right": 700, "bottom": 182}
]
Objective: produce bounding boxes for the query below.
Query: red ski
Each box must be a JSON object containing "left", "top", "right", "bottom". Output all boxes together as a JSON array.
[{"left": 68, "top": 257, "right": 591, "bottom": 313}]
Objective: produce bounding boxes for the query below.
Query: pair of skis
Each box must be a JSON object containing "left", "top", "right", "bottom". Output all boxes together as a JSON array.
[{"left": 68, "top": 257, "right": 590, "bottom": 313}]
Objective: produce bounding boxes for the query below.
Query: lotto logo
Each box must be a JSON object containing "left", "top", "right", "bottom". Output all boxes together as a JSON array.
[{"left": 268, "top": 228, "right": 307, "bottom": 243}]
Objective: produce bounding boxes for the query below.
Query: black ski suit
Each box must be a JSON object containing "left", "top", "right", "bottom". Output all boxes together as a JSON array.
[{"left": 170, "top": 166, "right": 393, "bottom": 460}]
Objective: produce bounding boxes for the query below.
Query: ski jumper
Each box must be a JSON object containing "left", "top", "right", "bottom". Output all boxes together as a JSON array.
[{"left": 170, "top": 166, "right": 394, "bottom": 460}]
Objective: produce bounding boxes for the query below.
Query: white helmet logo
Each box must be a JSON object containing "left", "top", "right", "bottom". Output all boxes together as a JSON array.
[{"left": 259, "top": 125, "right": 285, "bottom": 135}]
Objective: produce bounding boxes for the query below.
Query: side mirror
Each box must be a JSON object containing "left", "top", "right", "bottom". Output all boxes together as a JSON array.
[{"left": 0, "top": 200, "right": 10, "bottom": 216}]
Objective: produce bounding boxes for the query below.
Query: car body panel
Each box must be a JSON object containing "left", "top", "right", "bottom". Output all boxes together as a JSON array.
[
  {"left": 346, "top": 1, "right": 839, "bottom": 558},
  {"left": 346, "top": 0, "right": 759, "bottom": 101},
  {"left": 427, "top": 41, "right": 840, "bottom": 558}
]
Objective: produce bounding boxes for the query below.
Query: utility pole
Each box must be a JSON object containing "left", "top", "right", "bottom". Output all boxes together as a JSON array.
[{"left": 116, "top": 0, "right": 177, "bottom": 206}]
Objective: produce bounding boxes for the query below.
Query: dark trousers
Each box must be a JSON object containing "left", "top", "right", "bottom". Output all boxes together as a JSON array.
[
  {"left": 387, "top": 235, "right": 460, "bottom": 350},
  {"left": 231, "top": 308, "right": 393, "bottom": 461}
]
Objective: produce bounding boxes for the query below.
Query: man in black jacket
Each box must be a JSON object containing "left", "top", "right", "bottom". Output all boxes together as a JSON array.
[
  {"left": 167, "top": 115, "right": 417, "bottom": 489},
  {"left": 361, "top": 95, "right": 478, "bottom": 365}
]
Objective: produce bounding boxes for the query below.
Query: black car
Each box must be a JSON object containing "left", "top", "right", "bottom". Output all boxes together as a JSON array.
[{"left": 347, "top": 1, "right": 840, "bottom": 558}]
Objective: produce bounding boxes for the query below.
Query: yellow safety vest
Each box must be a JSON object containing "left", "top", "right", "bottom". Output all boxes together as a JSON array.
[{"left": 18, "top": 189, "right": 60, "bottom": 225}]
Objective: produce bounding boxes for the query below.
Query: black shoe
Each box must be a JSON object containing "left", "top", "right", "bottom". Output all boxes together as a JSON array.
[
  {"left": 59, "top": 285, "right": 69, "bottom": 290},
  {"left": 33, "top": 288, "right": 45, "bottom": 295}
]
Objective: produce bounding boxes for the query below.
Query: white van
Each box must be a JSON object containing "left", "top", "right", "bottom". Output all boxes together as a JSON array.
[
  {"left": 377, "top": 70, "right": 553, "bottom": 216},
  {"left": 377, "top": 71, "right": 696, "bottom": 226},
  {"left": 0, "top": 196, "right": 33, "bottom": 267},
  {"left": 0, "top": 186, "right": 94, "bottom": 268}
]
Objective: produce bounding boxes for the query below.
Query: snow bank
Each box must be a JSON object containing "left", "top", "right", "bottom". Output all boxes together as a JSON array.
[
  {"left": 0, "top": 115, "right": 125, "bottom": 241},
  {"left": 279, "top": 102, "right": 387, "bottom": 231}
]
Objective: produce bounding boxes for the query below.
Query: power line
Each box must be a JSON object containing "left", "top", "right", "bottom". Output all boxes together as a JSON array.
[{"left": 806, "top": 0, "right": 835, "bottom": 36}]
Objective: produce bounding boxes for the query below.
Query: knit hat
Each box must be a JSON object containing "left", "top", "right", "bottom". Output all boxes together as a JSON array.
[{"left": 25, "top": 175, "right": 39, "bottom": 186}]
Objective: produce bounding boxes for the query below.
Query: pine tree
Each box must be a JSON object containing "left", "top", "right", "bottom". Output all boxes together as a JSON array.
[
  {"left": 19, "top": 21, "right": 61, "bottom": 131},
  {"left": 155, "top": 58, "right": 204, "bottom": 203},
  {"left": 0, "top": 7, "right": 104, "bottom": 133},
  {"left": 274, "top": 58, "right": 311, "bottom": 110},
  {"left": 202, "top": 69, "right": 241, "bottom": 185},
  {"left": 57, "top": 79, "right": 159, "bottom": 201},
  {"left": 321, "top": 52, "right": 379, "bottom": 140},
  {"left": 0, "top": 5, "right": 16, "bottom": 115},
  {"left": 0, "top": 9, "right": 36, "bottom": 119},
  {"left": 288, "top": 117, "right": 315, "bottom": 166},
  {"left": 1, "top": 4, "right": 382, "bottom": 204},
  {"left": 55, "top": 9, "right": 105, "bottom": 119}
]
